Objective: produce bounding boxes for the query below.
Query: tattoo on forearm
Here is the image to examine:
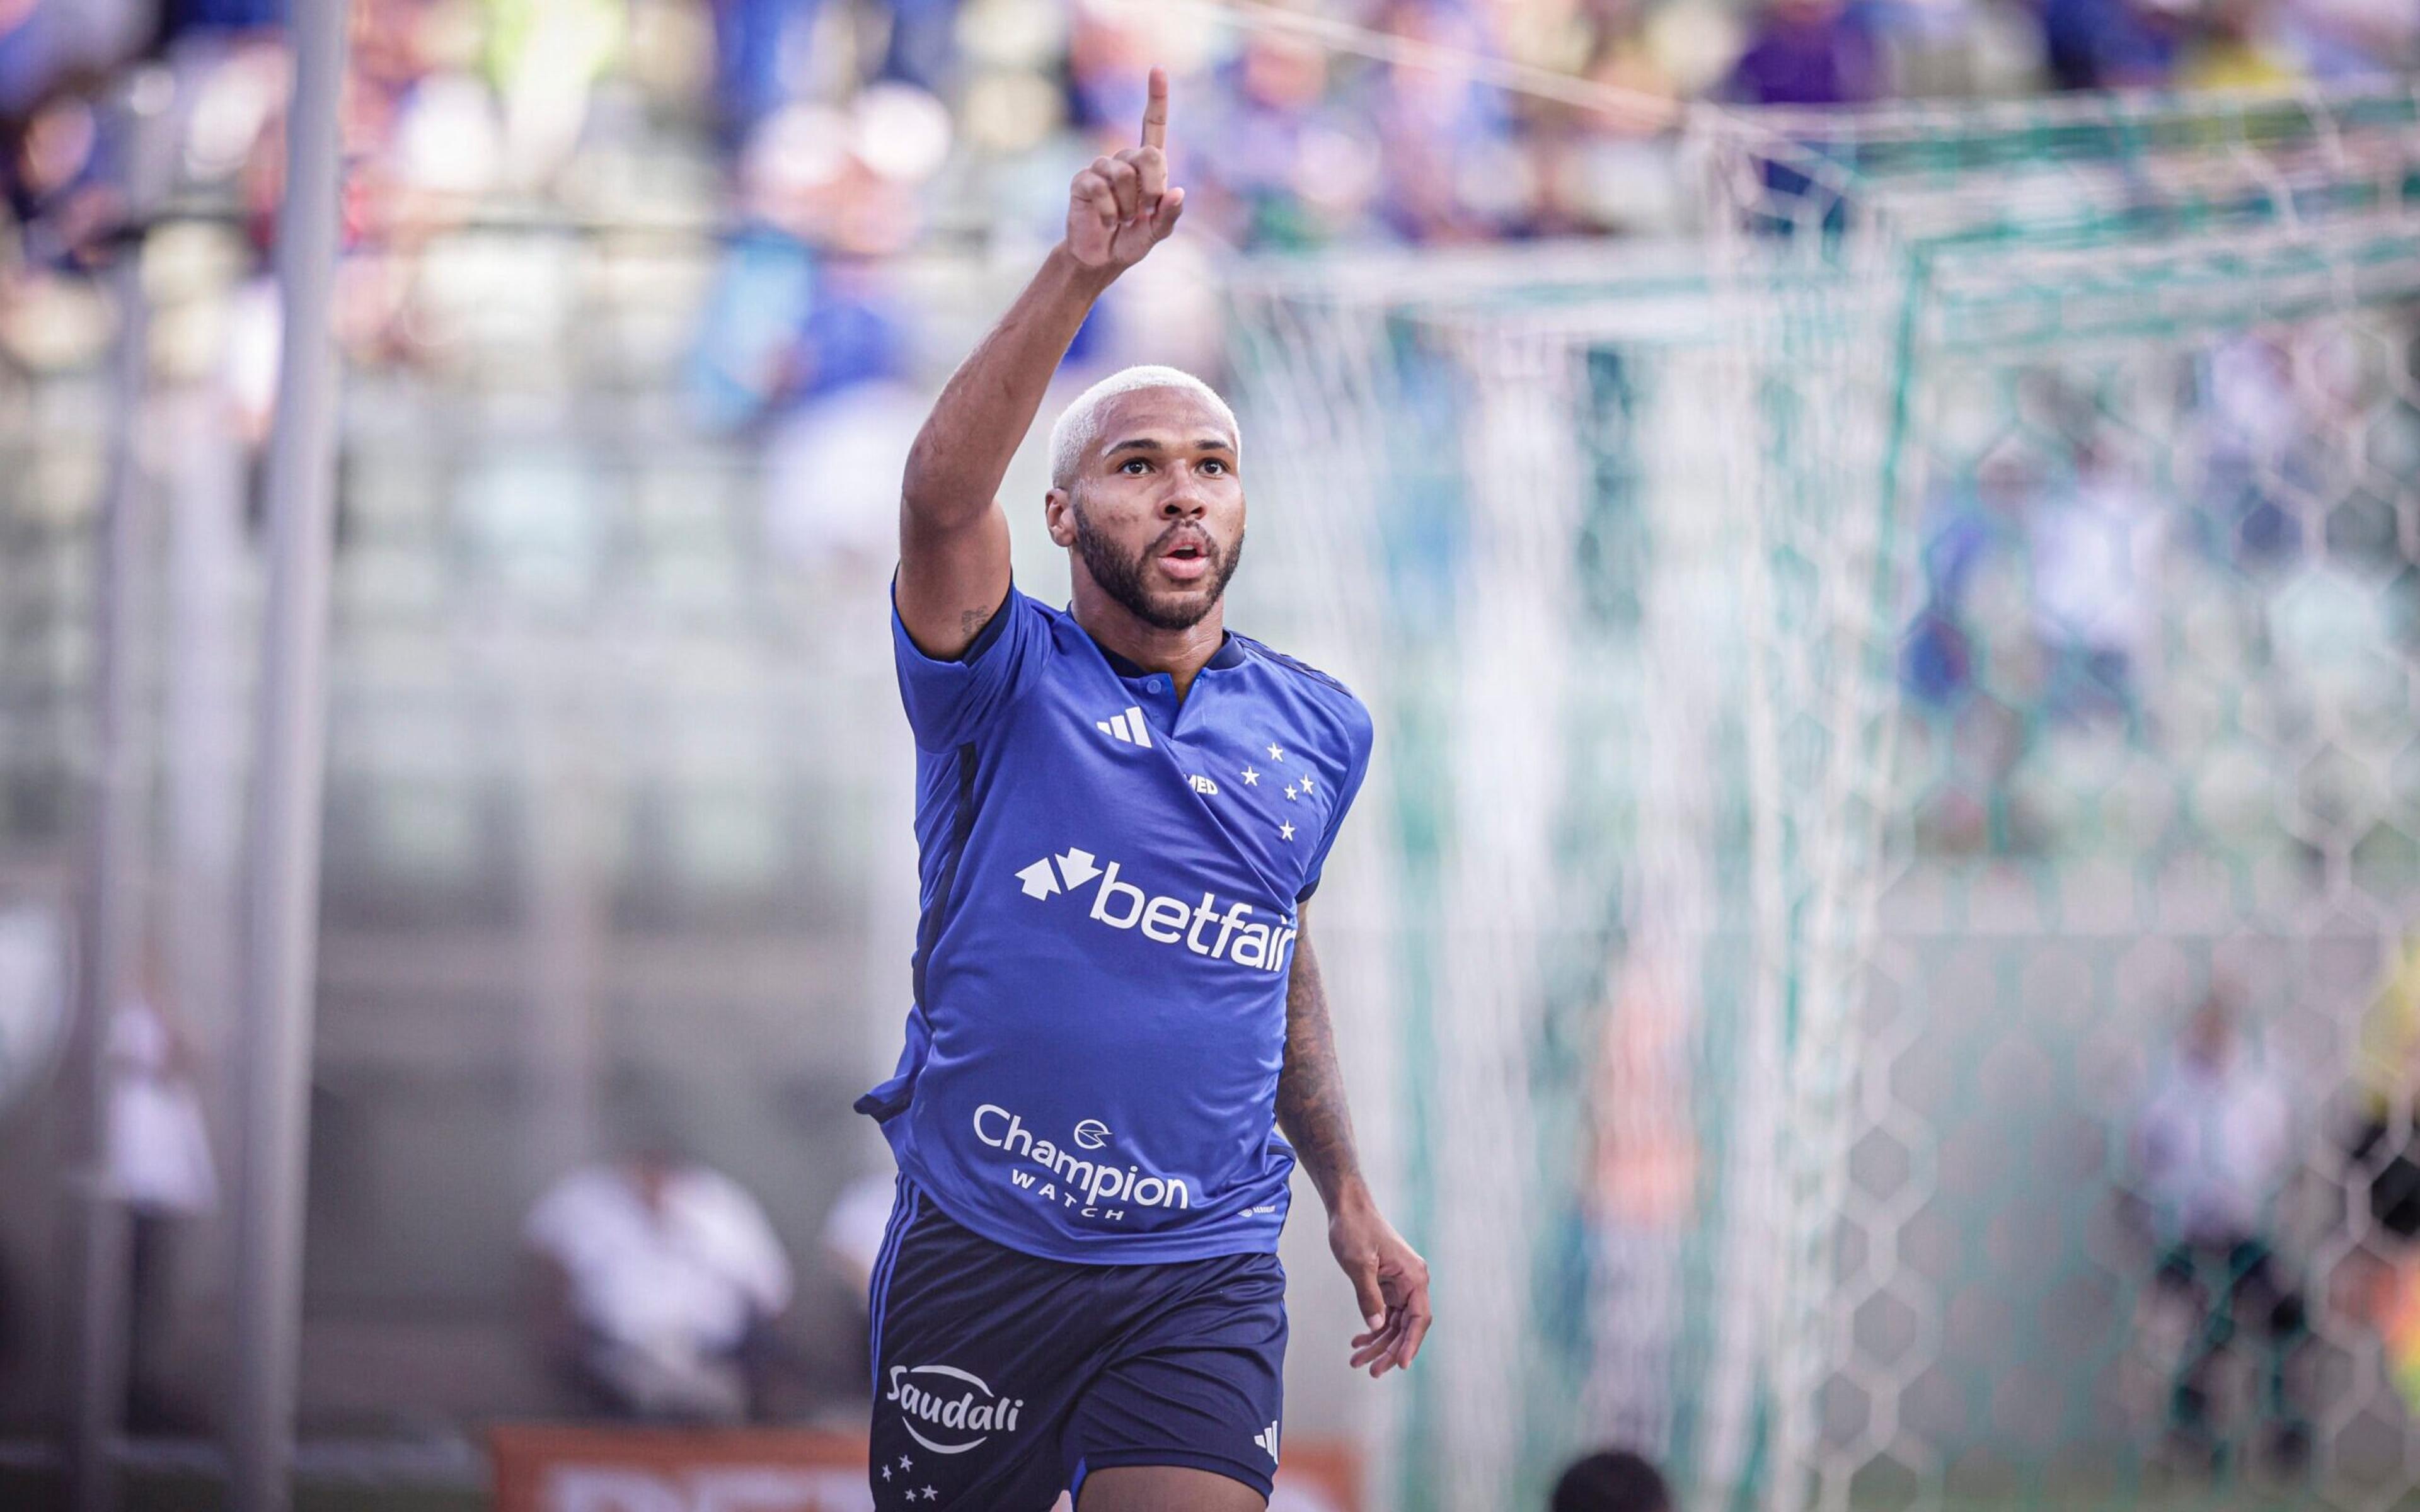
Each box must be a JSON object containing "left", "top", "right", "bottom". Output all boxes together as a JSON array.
[{"left": 1278, "top": 927, "right": 1364, "bottom": 1208}]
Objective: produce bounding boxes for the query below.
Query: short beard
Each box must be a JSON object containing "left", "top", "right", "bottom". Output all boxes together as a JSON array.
[{"left": 1070, "top": 499, "right": 1244, "bottom": 633}]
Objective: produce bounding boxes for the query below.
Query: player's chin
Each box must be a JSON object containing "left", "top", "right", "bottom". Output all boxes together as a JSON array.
[{"left": 1138, "top": 585, "right": 1221, "bottom": 632}]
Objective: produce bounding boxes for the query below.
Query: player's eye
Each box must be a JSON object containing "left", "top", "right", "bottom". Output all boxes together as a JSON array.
[
  {"left": 1119, "top": 458, "right": 1150, "bottom": 474},
  {"left": 1200, "top": 459, "right": 1228, "bottom": 476}
]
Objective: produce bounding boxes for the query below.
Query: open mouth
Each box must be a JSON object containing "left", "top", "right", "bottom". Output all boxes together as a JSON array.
[{"left": 1156, "top": 534, "right": 1213, "bottom": 581}]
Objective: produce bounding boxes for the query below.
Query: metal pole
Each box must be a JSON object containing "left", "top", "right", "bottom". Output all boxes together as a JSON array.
[
  {"left": 228, "top": 2, "right": 349, "bottom": 1508},
  {"left": 66, "top": 227, "right": 142, "bottom": 1512},
  {"left": 64, "top": 66, "right": 177, "bottom": 1512},
  {"left": 517, "top": 636, "right": 601, "bottom": 1193}
]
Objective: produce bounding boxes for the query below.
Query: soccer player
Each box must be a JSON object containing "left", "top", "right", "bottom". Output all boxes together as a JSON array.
[{"left": 854, "top": 67, "right": 1431, "bottom": 1512}]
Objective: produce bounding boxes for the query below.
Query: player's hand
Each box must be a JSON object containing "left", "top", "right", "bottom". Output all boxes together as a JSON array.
[
  {"left": 1331, "top": 1199, "right": 1432, "bottom": 1378},
  {"left": 1064, "top": 67, "right": 1185, "bottom": 272}
]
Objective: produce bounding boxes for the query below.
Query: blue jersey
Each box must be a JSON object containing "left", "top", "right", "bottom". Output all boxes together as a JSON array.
[{"left": 857, "top": 586, "right": 1373, "bottom": 1264}]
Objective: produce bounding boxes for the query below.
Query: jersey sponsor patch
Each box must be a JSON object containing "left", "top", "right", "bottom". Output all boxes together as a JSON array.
[{"left": 1013, "top": 847, "right": 1299, "bottom": 972}]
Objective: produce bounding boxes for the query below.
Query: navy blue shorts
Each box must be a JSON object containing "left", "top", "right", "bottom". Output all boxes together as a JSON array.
[{"left": 867, "top": 1176, "right": 1286, "bottom": 1511}]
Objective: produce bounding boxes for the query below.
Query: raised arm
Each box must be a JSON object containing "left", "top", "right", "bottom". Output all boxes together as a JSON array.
[
  {"left": 1279, "top": 907, "right": 1433, "bottom": 1376},
  {"left": 894, "top": 68, "right": 1187, "bottom": 658}
]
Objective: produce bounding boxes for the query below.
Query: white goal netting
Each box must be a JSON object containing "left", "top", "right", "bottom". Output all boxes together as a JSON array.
[{"left": 1225, "top": 81, "right": 2420, "bottom": 1512}]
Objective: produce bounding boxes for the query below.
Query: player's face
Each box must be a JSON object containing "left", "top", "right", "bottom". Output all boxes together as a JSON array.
[{"left": 1051, "top": 387, "right": 1246, "bottom": 633}]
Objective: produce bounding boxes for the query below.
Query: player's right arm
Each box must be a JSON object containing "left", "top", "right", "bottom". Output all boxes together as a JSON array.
[{"left": 894, "top": 67, "right": 1187, "bottom": 659}]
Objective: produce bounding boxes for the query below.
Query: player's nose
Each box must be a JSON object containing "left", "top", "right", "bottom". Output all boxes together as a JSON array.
[{"left": 1158, "top": 474, "right": 1209, "bottom": 517}]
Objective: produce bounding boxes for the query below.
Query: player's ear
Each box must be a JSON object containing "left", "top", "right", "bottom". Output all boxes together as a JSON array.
[{"left": 1044, "top": 487, "right": 1078, "bottom": 548}]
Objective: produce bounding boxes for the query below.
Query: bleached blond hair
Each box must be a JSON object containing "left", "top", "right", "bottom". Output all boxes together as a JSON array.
[{"left": 1047, "top": 365, "right": 1242, "bottom": 491}]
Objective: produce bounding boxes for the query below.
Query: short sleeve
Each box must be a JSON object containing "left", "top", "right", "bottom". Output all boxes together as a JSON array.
[
  {"left": 1296, "top": 702, "right": 1374, "bottom": 903},
  {"left": 892, "top": 581, "right": 1051, "bottom": 752}
]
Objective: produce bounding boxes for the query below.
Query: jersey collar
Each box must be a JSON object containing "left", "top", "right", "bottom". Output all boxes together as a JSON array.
[{"left": 1082, "top": 621, "right": 1248, "bottom": 679}]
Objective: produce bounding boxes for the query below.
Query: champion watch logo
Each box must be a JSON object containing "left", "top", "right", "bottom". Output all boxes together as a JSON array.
[
  {"left": 1095, "top": 706, "right": 1153, "bottom": 747},
  {"left": 1012, "top": 847, "right": 1299, "bottom": 973}
]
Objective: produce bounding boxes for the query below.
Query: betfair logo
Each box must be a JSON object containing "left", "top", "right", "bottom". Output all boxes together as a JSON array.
[
  {"left": 1015, "top": 847, "right": 1101, "bottom": 899},
  {"left": 1011, "top": 849, "right": 1298, "bottom": 973}
]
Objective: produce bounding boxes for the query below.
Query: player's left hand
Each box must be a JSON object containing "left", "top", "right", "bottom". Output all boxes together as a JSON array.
[{"left": 1330, "top": 1200, "right": 1432, "bottom": 1377}]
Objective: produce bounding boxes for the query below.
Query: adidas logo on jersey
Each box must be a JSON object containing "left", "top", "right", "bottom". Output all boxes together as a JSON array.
[
  {"left": 1012, "top": 848, "right": 1298, "bottom": 973},
  {"left": 1254, "top": 1421, "right": 1279, "bottom": 1463},
  {"left": 1095, "top": 706, "right": 1152, "bottom": 747}
]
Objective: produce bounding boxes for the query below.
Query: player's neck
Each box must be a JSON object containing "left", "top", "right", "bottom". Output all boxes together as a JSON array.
[{"left": 1071, "top": 588, "right": 1227, "bottom": 703}]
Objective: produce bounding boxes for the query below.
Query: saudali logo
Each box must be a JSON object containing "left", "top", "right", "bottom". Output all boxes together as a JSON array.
[
  {"left": 885, "top": 1363, "right": 1024, "bottom": 1455},
  {"left": 1011, "top": 848, "right": 1298, "bottom": 973}
]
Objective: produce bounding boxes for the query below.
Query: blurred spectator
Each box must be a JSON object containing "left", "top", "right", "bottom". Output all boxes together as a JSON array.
[
  {"left": 486, "top": 0, "right": 622, "bottom": 188},
  {"left": 710, "top": 0, "right": 959, "bottom": 143},
  {"left": 762, "top": 372, "right": 924, "bottom": 572},
  {"left": 2199, "top": 335, "right": 2307, "bottom": 566},
  {"left": 101, "top": 958, "right": 219, "bottom": 1433},
  {"left": 2129, "top": 995, "right": 2308, "bottom": 1470},
  {"left": 154, "top": 0, "right": 282, "bottom": 43},
  {"left": 1196, "top": 33, "right": 1383, "bottom": 249},
  {"left": 2040, "top": 0, "right": 2182, "bottom": 89},
  {"left": 2026, "top": 435, "right": 2162, "bottom": 735},
  {"left": 3, "top": 72, "right": 128, "bottom": 270},
  {"left": 820, "top": 1171, "right": 896, "bottom": 1301},
  {"left": 2353, "top": 933, "right": 2420, "bottom": 1239},
  {"left": 1364, "top": 1, "right": 1520, "bottom": 243},
  {"left": 2354, "top": 932, "right": 2420, "bottom": 1413},
  {"left": 1724, "top": 0, "right": 1884, "bottom": 106},
  {"left": 0, "top": 0, "right": 147, "bottom": 115},
  {"left": 1550, "top": 1447, "right": 1672, "bottom": 1512},
  {"left": 1579, "top": 948, "right": 1696, "bottom": 1454},
  {"left": 522, "top": 1141, "right": 797, "bottom": 1423},
  {"left": 2179, "top": 0, "right": 2303, "bottom": 88},
  {"left": 1904, "top": 445, "right": 2025, "bottom": 711},
  {"left": 819, "top": 1170, "right": 897, "bottom": 1387},
  {"left": 2282, "top": 0, "right": 2419, "bottom": 79},
  {"left": 708, "top": 0, "right": 806, "bottom": 142},
  {"left": 1902, "top": 442, "right": 2034, "bottom": 850}
]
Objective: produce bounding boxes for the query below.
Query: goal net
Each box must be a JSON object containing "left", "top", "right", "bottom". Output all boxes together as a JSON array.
[{"left": 1223, "top": 80, "right": 2420, "bottom": 1512}]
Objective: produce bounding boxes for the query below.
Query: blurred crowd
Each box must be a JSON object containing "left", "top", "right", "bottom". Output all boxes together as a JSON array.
[
  {"left": 1897, "top": 312, "right": 2420, "bottom": 862},
  {"left": 3, "top": 0, "right": 2417, "bottom": 412}
]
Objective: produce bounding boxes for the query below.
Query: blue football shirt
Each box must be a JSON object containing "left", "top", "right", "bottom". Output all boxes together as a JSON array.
[{"left": 856, "top": 584, "right": 1374, "bottom": 1263}]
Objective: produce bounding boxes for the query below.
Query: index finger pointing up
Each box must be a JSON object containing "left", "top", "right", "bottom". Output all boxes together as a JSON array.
[{"left": 1140, "top": 66, "right": 1168, "bottom": 151}]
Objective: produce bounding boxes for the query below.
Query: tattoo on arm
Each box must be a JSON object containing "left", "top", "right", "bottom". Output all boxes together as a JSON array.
[{"left": 1278, "top": 919, "right": 1366, "bottom": 1213}]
